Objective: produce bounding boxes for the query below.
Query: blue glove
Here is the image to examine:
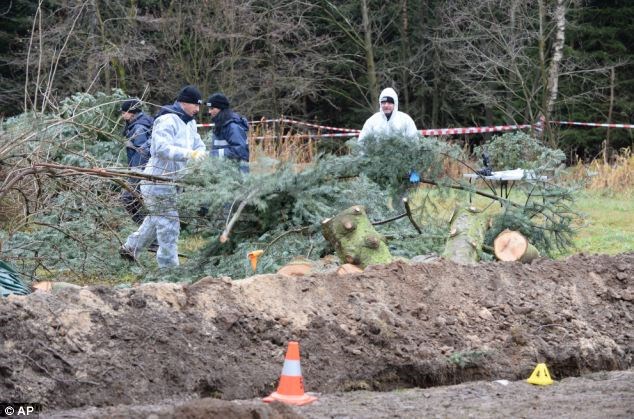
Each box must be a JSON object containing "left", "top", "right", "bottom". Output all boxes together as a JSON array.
[{"left": 409, "top": 170, "right": 420, "bottom": 184}]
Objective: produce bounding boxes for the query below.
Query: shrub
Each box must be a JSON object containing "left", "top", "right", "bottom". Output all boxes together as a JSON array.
[{"left": 474, "top": 131, "right": 565, "bottom": 172}]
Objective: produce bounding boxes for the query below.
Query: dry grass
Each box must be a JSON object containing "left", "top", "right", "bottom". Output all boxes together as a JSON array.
[
  {"left": 565, "top": 148, "right": 634, "bottom": 194},
  {"left": 248, "top": 120, "right": 318, "bottom": 164}
]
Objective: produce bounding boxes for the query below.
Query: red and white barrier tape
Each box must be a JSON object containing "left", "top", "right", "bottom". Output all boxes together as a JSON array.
[
  {"left": 197, "top": 118, "right": 361, "bottom": 133},
  {"left": 554, "top": 121, "right": 634, "bottom": 129},
  {"left": 252, "top": 133, "right": 356, "bottom": 140},
  {"left": 277, "top": 118, "right": 361, "bottom": 133},
  {"left": 197, "top": 118, "right": 632, "bottom": 137},
  {"left": 420, "top": 124, "right": 533, "bottom": 137}
]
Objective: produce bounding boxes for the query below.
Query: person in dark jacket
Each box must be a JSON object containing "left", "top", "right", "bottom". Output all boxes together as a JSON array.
[
  {"left": 120, "top": 98, "right": 154, "bottom": 224},
  {"left": 206, "top": 93, "right": 249, "bottom": 169}
]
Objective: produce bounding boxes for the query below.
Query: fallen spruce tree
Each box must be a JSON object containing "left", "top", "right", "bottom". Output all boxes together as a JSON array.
[
  {"left": 0, "top": 91, "right": 577, "bottom": 282},
  {"left": 174, "top": 131, "right": 575, "bottom": 277}
]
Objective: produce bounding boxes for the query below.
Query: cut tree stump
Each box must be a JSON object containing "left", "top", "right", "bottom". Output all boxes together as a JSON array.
[
  {"left": 442, "top": 205, "right": 487, "bottom": 265},
  {"left": 322, "top": 205, "right": 392, "bottom": 268},
  {"left": 493, "top": 229, "right": 540, "bottom": 263},
  {"left": 277, "top": 257, "right": 313, "bottom": 277}
]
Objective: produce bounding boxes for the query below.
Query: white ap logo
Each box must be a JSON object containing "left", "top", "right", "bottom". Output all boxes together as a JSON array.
[{"left": 4, "top": 405, "right": 35, "bottom": 415}]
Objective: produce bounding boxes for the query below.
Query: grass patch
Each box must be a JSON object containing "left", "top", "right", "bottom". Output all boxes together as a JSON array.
[
  {"left": 563, "top": 189, "right": 634, "bottom": 257},
  {"left": 409, "top": 176, "right": 634, "bottom": 258}
]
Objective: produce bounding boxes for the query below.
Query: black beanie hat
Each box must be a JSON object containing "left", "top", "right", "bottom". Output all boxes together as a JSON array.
[
  {"left": 176, "top": 85, "right": 202, "bottom": 104},
  {"left": 120, "top": 99, "right": 142, "bottom": 113},
  {"left": 206, "top": 93, "right": 230, "bottom": 110}
]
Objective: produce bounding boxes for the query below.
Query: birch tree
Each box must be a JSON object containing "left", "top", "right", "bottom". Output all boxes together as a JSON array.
[
  {"left": 540, "top": 0, "right": 568, "bottom": 146},
  {"left": 432, "top": 0, "right": 577, "bottom": 141},
  {"left": 545, "top": 0, "right": 567, "bottom": 119}
]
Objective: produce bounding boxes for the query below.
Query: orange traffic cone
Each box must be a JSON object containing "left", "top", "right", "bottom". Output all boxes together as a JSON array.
[
  {"left": 263, "top": 341, "right": 317, "bottom": 406},
  {"left": 247, "top": 250, "right": 264, "bottom": 272}
]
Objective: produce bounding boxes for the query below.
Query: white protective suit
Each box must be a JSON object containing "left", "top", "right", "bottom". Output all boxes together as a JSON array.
[
  {"left": 124, "top": 105, "right": 206, "bottom": 268},
  {"left": 358, "top": 87, "right": 419, "bottom": 143}
]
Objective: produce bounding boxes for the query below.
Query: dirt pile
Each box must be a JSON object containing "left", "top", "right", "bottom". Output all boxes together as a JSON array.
[{"left": 0, "top": 253, "right": 632, "bottom": 414}]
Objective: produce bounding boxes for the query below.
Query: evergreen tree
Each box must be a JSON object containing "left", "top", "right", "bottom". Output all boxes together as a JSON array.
[{"left": 561, "top": 1, "right": 634, "bottom": 160}]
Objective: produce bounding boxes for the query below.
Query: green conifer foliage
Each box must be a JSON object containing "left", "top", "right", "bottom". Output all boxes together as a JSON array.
[
  {"left": 562, "top": 1, "right": 634, "bottom": 159},
  {"left": 474, "top": 132, "right": 566, "bottom": 172},
  {"left": 2, "top": 95, "right": 580, "bottom": 282},
  {"left": 167, "top": 133, "right": 464, "bottom": 279}
]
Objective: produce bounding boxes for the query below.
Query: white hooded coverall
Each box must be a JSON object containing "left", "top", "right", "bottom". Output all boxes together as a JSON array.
[
  {"left": 124, "top": 109, "right": 206, "bottom": 268},
  {"left": 358, "top": 87, "right": 419, "bottom": 143}
]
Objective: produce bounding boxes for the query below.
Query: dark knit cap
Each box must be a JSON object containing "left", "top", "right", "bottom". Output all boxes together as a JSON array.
[
  {"left": 380, "top": 96, "right": 395, "bottom": 104},
  {"left": 176, "top": 85, "right": 203, "bottom": 104},
  {"left": 120, "top": 99, "right": 142, "bottom": 113},
  {"left": 206, "top": 93, "right": 230, "bottom": 110}
]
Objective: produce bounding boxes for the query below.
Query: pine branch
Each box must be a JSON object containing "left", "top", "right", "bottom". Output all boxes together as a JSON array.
[
  {"left": 371, "top": 197, "right": 421, "bottom": 234},
  {"left": 219, "top": 189, "right": 259, "bottom": 243},
  {"left": 34, "top": 163, "right": 172, "bottom": 182},
  {"left": 418, "top": 177, "right": 522, "bottom": 208},
  {"left": 0, "top": 162, "right": 173, "bottom": 201},
  {"left": 264, "top": 226, "right": 311, "bottom": 252}
]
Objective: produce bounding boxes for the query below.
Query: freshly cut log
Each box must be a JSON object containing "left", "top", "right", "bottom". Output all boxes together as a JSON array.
[
  {"left": 442, "top": 205, "right": 487, "bottom": 265},
  {"left": 494, "top": 229, "right": 540, "bottom": 263},
  {"left": 321, "top": 205, "right": 392, "bottom": 268}
]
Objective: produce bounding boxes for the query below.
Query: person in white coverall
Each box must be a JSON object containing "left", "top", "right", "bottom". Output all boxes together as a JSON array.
[
  {"left": 119, "top": 85, "right": 206, "bottom": 268},
  {"left": 358, "top": 87, "right": 419, "bottom": 143}
]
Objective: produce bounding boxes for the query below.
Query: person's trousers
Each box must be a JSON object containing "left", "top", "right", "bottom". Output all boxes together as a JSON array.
[
  {"left": 120, "top": 178, "right": 147, "bottom": 225},
  {"left": 124, "top": 192, "right": 180, "bottom": 268},
  {"left": 121, "top": 190, "right": 146, "bottom": 225}
]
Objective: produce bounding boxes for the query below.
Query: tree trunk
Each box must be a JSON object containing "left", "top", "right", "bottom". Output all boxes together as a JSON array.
[
  {"left": 541, "top": 0, "right": 567, "bottom": 147},
  {"left": 493, "top": 229, "right": 540, "bottom": 263},
  {"left": 431, "top": 49, "right": 440, "bottom": 128},
  {"left": 399, "top": 0, "right": 410, "bottom": 110},
  {"left": 361, "top": 0, "right": 379, "bottom": 107},
  {"left": 546, "top": 0, "right": 567, "bottom": 118},
  {"left": 604, "top": 66, "right": 615, "bottom": 164},
  {"left": 442, "top": 205, "right": 486, "bottom": 265},
  {"left": 322, "top": 205, "right": 392, "bottom": 268}
]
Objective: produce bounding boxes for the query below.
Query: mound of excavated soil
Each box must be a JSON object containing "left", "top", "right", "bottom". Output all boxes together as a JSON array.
[{"left": 1, "top": 253, "right": 632, "bottom": 415}]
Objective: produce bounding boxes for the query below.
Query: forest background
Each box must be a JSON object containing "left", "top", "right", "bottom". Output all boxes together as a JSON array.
[{"left": 1, "top": 0, "right": 632, "bottom": 160}]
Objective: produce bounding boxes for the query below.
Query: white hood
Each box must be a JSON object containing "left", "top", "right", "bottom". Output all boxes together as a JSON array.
[{"left": 378, "top": 87, "right": 399, "bottom": 113}]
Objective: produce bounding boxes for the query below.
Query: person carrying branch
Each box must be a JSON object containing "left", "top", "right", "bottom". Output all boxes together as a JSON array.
[
  {"left": 119, "top": 98, "right": 153, "bottom": 224},
  {"left": 119, "top": 85, "right": 206, "bottom": 268}
]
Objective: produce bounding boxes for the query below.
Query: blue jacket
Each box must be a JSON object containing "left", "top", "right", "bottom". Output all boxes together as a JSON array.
[
  {"left": 210, "top": 112, "right": 249, "bottom": 162},
  {"left": 123, "top": 112, "right": 153, "bottom": 168}
]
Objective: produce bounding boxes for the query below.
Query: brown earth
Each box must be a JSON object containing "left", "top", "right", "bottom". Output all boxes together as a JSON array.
[
  {"left": 1, "top": 252, "right": 632, "bottom": 418},
  {"left": 43, "top": 370, "right": 634, "bottom": 418}
]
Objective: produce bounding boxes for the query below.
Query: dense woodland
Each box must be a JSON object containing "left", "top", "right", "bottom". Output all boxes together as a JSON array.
[{"left": 1, "top": 0, "right": 632, "bottom": 160}]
